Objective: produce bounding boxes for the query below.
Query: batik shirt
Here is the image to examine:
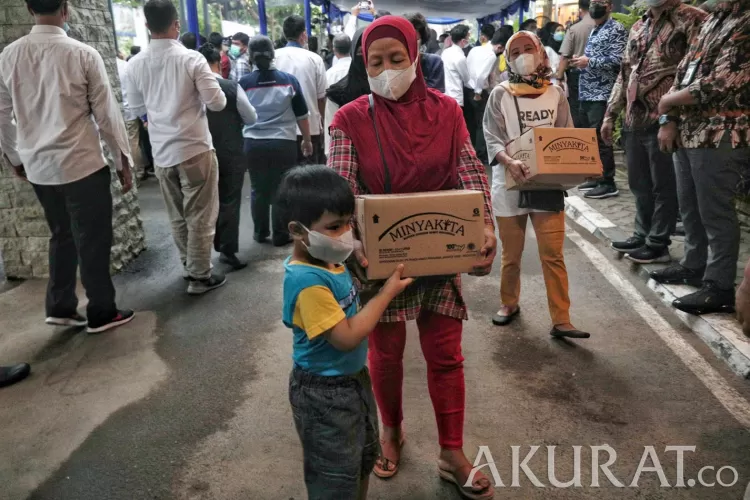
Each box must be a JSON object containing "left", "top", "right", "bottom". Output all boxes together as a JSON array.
[
  {"left": 672, "top": 0, "right": 750, "bottom": 148},
  {"left": 605, "top": 0, "right": 706, "bottom": 129},
  {"left": 579, "top": 18, "right": 628, "bottom": 102}
]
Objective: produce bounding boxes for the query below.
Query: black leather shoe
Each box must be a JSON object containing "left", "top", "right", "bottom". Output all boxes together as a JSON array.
[
  {"left": 492, "top": 307, "right": 520, "bottom": 326},
  {"left": 550, "top": 327, "right": 591, "bottom": 339},
  {"left": 650, "top": 263, "right": 703, "bottom": 287},
  {"left": 220, "top": 253, "right": 248, "bottom": 270},
  {"left": 672, "top": 281, "right": 735, "bottom": 315},
  {"left": 0, "top": 363, "right": 31, "bottom": 388}
]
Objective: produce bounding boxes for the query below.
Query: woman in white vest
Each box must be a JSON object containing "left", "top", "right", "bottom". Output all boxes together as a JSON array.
[{"left": 483, "top": 31, "right": 590, "bottom": 339}]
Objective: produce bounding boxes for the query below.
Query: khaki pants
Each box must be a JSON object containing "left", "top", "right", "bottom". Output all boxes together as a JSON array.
[
  {"left": 496, "top": 212, "right": 570, "bottom": 325},
  {"left": 155, "top": 151, "right": 219, "bottom": 280},
  {"left": 125, "top": 119, "right": 146, "bottom": 178}
]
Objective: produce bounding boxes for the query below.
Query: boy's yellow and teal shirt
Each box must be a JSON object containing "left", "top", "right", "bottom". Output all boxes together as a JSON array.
[{"left": 282, "top": 257, "right": 365, "bottom": 376}]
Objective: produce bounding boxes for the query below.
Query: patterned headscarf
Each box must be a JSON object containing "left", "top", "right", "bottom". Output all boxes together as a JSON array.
[{"left": 504, "top": 31, "right": 552, "bottom": 95}]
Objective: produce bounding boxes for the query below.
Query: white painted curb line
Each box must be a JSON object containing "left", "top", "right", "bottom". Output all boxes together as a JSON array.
[{"left": 565, "top": 195, "right": 750, "bottom": 379}]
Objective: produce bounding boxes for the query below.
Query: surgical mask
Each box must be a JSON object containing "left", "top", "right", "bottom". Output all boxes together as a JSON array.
[
  {"left": 367, "top": 59, "right": 417, "bottom": 101},
  {"left": 589, "top": 4, "right": 608, "bottom": 19},
  {"left": 553, "top": 32, "right": 565, "bottom": 42},
  {"left": 229, "top": 45, "right": 241, "bottom": 58},
  {"left": 63, "top": 22, "right": 70, "bottom": 33},
  {"left": 302, "top": 225, "right": 354, "bottom": 264},
  {"left": 509, "top": 53, "right": 537, "bottom": 76}
]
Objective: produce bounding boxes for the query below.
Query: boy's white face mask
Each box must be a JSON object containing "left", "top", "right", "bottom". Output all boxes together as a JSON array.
[{"left": 301, "top": 224, "right": 354, "bottom": 264}]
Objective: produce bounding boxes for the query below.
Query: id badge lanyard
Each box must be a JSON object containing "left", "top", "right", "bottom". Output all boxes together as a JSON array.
[
  {"left": 627, "top": 15, "right": 666, "bottom": 104},
  {"left": 679, "top": 12, "right": 732, "bottom": 89}
]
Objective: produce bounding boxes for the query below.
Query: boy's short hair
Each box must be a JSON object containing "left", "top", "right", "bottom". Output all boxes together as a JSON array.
[
  {"left": 144, "top": 0, "right": 178, "bottom": 34},
  {"left": 275, "top": 166, "right": 355, "bottom": 229}
]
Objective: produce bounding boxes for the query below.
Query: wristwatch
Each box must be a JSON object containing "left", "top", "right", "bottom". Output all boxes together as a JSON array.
[{"left": 658, "top": 114, "right": 680, "bottom": 127}]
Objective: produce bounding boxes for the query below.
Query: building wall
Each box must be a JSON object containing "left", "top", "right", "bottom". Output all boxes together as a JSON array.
[{"left": 0, "top": 0, "right": 145, "bottom": 279}]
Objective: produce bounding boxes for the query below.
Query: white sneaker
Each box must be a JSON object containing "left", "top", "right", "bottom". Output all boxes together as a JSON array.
[{"left": 46, "top": 314, "right": 87, "bottom": 327}]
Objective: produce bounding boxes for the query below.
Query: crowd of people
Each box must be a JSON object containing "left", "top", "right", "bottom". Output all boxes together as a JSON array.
[{"left": 0, "top": 0, "right": 748, "bottom": 498}]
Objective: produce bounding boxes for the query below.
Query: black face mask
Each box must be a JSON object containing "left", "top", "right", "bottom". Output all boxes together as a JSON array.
[{"left": 589, "top": 4, "right": 608, "bottom": 19}]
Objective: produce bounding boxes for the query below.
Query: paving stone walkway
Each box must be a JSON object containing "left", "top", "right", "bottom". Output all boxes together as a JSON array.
[{"left": 576, "top": 167, "right": 750, "bottom": 286}]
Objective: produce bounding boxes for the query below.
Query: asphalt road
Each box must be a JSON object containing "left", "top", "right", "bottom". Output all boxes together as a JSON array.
[{"left": 1, "top": 178, "right": 750, "bottom": 500}]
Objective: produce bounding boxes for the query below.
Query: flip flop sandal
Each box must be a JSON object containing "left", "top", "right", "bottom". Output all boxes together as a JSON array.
[
  {"left": 438, "top": 465, "right": 495, "bottom": 500},
  {"left": 373, "top": 435, "right": 405, "bottom": 479}
]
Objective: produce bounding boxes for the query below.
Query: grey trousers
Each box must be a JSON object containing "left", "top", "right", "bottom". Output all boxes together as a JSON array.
[
  {"left": 155, "top": 150, "right": 220, "bottom": 280},
  {"left": 674, "top": 138, "right": 748, "bottom": 289},
  {"left": 624, "top": 129, "right": 678, "bottom": 249}
]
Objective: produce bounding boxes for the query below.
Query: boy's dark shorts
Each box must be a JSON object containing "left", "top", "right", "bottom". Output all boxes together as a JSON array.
[{"left": 289, "top": 366, "right": 380, "bottom": 499}]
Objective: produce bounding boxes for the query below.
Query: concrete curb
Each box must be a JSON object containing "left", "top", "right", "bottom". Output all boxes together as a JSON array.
[{"left": 565, "top": 194, "right": 750, "bottom": 379}]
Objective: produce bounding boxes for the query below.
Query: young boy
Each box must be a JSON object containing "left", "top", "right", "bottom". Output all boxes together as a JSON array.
[{"left": 276, "top": 165, "right": 413, "bottom": 500}]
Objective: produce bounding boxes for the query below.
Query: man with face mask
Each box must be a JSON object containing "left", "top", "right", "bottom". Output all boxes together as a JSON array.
[
  {"left": 442, "top": 24, "right": 472, "bottom": 108},
  {"left": 602, "top": 0, "right": 706, "bottom": 265},
  {"left": 570, "top": 0, "right": 627, "bottom": 200},
  {"left": 126, "top": 0, "right": 228, "bottom": 295},
  {"left": 0, "top": 0, "right": 136, "bottom": 332},
  {"left": 229, "top": 32, "right": 251, "bottom": 81}
]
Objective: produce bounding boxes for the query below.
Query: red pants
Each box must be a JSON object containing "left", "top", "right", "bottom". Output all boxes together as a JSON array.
[{"left": 368, "top": 311, "right": 465, "bottom": 449}]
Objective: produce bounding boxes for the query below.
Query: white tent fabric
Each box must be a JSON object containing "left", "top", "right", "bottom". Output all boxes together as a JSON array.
[{"left": 334, "top": 0, "right": 520, "bottom": 20}]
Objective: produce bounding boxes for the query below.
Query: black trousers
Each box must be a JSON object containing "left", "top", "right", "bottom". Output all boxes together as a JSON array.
[
  {"left": 580, "top": 101, "right": 616, "bottom": 185},
  {"left": 471, "top": 91, "right": 489, "bottom": 165},
  {"left": 623, "top": 129, "right": 678, "bottom": 250},
  {"left": 296, "top": 134, "right": 325, "bottom": 165},
  {"left": 461, "top": 88, "right": 476, "bottom": 147},
  {"left": 246, "top": 139, "right": 297, "bottom": 242},
  {"left": 214, "top": 152, "right": 246, "bottom": 255},
  {"left": 565, "top": 69, "right": 585, "bottom": 128},
  {"left": 31, "top": 167, "right": 117, "bottom": 324}
]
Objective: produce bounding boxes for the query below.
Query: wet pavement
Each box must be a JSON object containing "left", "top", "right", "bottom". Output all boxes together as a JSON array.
[{"left": 1, "top": 177, "right": 750, "bottom": 500}]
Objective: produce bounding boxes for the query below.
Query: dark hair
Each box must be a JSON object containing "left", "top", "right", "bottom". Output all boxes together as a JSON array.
[
  {"left": 520, "top": 19, "right": 537, "bottom": 31},
  {"left": 438, "top": 33, "right": 449, "bottom": 42},
  {"left": 232, "top": 31, "right": 250, "bottom": 47},
  {"left": 249, "top": 35, "right": 275, "bottom": 71},
  {"left": 208, "top": 32, "right": 223, "bottom": 47},
  {"left": 404, "top": 12, "right": 430, "bottom": 46},
  {"left": 274, "top": 36, "right": 288, "bottom": 49},
  {"left": 275, "top": 166, "right": 355, "bottom": 228},
  {"left": 25, "top": 0, "right": 63, "bottom": 15},
  {"left": 283, "top": 15, "right": 306, "bottom": 41},
  {"left": 332, "top": 33, "right": 351, "bottom": 56},
  {"left": 450, "top": 25, "right": 470, "bottom": 44},
  {"left": 579, "top": 0, "right": 591, "bottom": 9},
  {"left": 374, "top": 9, "right": 390, "bottom": 19},
  {"left": 180, "top": 32, "right": 197, "bottom": 50},
  {"left": 491, "top": 30, "right": 511, "bottom": 47},
  {"left": 144, "top": 0, "right": 178, "bottom": 34},
  {"left": 130, "top": 45, "right": 141, "bottom": 55},
  {"left": 198, "top": 42, "right": 221, "bottom": 65},
  {"left": 480, "top": 24, "right": 496, "bottom": 40},
  {"left": 499, "top": 25, "right": 514, "bottom": 39},
  {"left": 308, "top": 36, "right": 318, "bottom": 53}
]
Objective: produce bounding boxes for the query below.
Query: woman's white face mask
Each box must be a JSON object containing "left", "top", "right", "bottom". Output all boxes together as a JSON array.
[
  {"left": 509, "top": 53, "right": 538, "bottom": 76},
  {"left": 367, "top": 59, "right": 418, "bottom": 101}
]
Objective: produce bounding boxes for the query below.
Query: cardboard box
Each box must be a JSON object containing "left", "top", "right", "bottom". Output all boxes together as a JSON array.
[
  {"left": 356, "top": 190, "right": 486, "bottom": 280},
  {"left": 505, "top": 128, "right": 603, "bottom": 190}
]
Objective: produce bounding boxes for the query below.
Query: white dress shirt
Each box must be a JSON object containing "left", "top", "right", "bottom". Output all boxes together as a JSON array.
[
  {"left": 441, "top": 44, "right": 470, "bottom": 107},
  {"left": 125, "top": 39, "right": 227, "bottom": 168},
  {"left": 324, "top": 56, "right": 352, "bottom": 154},
  {"left": 116, "top": 58, "right": 137, "bottom": 122},
  {"left": 0, "top": 25, "right": 131, "bottom": 185},
  {"left": 344, "top": 15, "right": 357, "bottom": 39},
  {"left": 213, "top": 73, "right": 257, "bottom": 125},
  {"left": 332, "top": 55, "right": 352, "bottom": 68},
  {"left": 274, "top": 45, "right": 327, "bottom": 136},
  {"left": 467, "top": 44, "right": 498, "bottom": 95}
]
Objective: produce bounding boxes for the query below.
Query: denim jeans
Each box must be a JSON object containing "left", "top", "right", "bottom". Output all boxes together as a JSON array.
[{"left": 289, "top": 366, "right": 380, "bottom": 500}]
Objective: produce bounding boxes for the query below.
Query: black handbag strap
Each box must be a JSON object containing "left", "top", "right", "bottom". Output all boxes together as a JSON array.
[
  {"left": 368, "top": 94, "right": 392, "bottom": 194},
  {"left": 512, "top": 95, "right": 527, "bottom": 134}
]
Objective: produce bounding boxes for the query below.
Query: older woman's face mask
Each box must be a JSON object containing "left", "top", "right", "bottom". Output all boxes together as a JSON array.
[{"left": 366, "top": 37, "right": 417, "bottom": 101}]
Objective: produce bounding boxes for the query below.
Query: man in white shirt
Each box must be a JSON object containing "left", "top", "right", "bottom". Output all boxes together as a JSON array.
[
  {"left": 116, "top": 57, "right": 147, "bottom": 183},
  {"left": 441, "top": 24, "right": 471, "bottom": 108},
  {"left": 275, "top": 15, "right": 328, "bottom": 164},
  {"left": 324, "top": 34, "right": 352, "bottom": 153},
  {"left": 0, "top": 0, "right": 135, "bottom": 333},
  {"left": 343, "top": 1, "right": 390, "bottom": 39},
  {"left": 126, "top": 0, "right": 228, "bottom": 295},
  {"left": 467, "top": 25, "right": 505, "bottom": 164}
]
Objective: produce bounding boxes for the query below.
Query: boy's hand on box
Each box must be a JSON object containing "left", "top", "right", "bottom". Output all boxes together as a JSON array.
[
  {"left": 470, "top": 226, "right": 497, "bottom": 276},
  {"left": 382, "top": 264, "right": 414, "bottom": 298}
]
